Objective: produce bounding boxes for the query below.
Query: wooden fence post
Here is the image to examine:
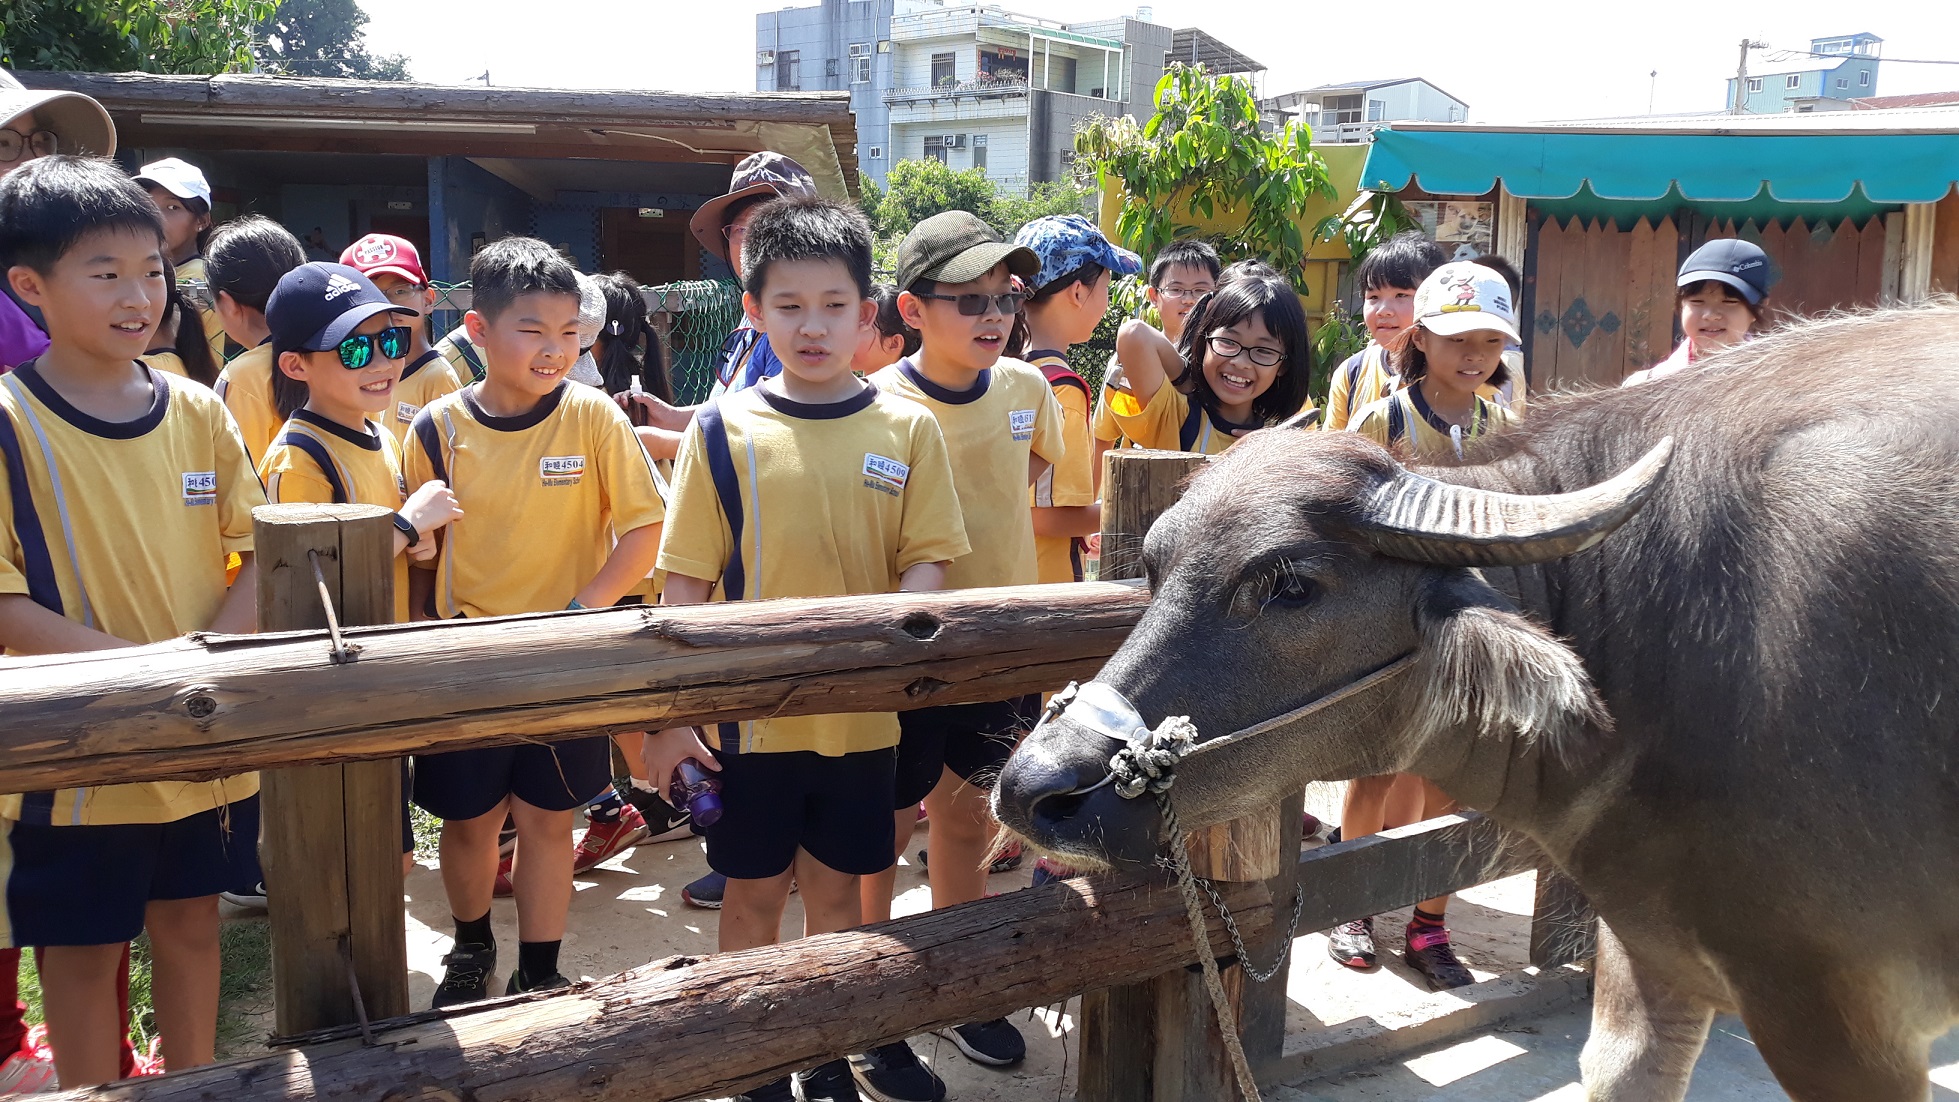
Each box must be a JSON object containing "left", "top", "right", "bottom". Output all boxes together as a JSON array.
[
  {"left": 1080, "top": 449, "right": 1294, "bottom": 1101},
  {"left": 253, "top": 503, "right": 409, "bottom": 1035}
]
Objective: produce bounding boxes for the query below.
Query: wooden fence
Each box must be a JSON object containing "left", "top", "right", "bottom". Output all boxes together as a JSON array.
[{"left": 18, "top": 452, "right": 1590, "bottom": 1102}]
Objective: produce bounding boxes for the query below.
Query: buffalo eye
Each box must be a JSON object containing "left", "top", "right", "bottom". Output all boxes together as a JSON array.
[{"left": 1266, "top": 567, "right": 1317, "bottom": 608}]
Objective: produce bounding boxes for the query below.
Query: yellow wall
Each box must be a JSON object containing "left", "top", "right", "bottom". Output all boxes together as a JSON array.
[{"left": 1095, "top": 144, "right": 1368, "bottom": 323}]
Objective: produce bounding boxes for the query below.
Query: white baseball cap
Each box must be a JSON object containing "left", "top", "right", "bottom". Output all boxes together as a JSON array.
[
  {"left": 133, "top": 157, "right": 212, "bottom": 207},
  {"left": 1414, "top": 261, "right": 1521, "bottom": 343}
]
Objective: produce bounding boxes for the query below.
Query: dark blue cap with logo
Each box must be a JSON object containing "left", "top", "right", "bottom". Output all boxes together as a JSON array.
[
  {"left": 1677, "top": 239, "right": 1774, "bottom": 305},
  {"left": 266, "top": 262, "right": 418, "bottom": 353}
]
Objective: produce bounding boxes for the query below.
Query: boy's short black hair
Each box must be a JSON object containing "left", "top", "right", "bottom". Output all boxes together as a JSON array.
[
  {"left": 1148, "top": 239, "right": 1221, "bottom": 287},
  {"left": 1356, "top": 230, "right": 1446, "bottom": 293},
  {"left": 205, "top": 215, "right": 305, "bottom": 314},
  {"left": 0, "top": 156, "right": 165, "bottom": 275},
  {"left": 469, "top": 236, "right": 579, "bottom": 322},
  {"left": 739, "top": 197, "right": 874, "bottom": 299},
  {"left": 1028, "top": 261, "right": 1105, "bottom": 307}
]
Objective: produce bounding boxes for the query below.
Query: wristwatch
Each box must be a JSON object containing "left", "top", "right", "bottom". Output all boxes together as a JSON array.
[{"left": 390, "top": 512, "right": 420, "bottom": 548}]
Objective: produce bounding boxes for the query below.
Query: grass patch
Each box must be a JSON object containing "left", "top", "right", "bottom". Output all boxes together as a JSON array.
[
  {"left": 18, "top": 918, "right": 275, "bottom": 1054},
  {"left": 409, "top": 804, "right": 442, "bottom": 861}
]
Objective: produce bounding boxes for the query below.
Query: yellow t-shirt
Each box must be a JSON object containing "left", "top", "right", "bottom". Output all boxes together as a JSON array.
[
  {"left": 869, "top": 357, "right": 1065, "bottom": 590},
  {"left": 1327, "top": 342, "right": 1524, "bottom": 432},
  {"left": 385, "top": 350, "right": 465, "bottom": 450},
  {"left": 0, "top": 363, "right": 263, "bottom": 825},
  {"left": 142, "top": 350, "right": 187, "bottom": 378},
  {"left": 1107, "top": 382, "right": 1259, "bottom": 456},
  {"left": 1024, "top": 352, "right": 1096, "bottom": 585},
  {"left": 433, "top": 326, "right": 487, "bottom": 384},
  {"left": 1091, "top": 353, "right": 1125, "bottom": 444},
  {"left": 403, "top": 382, "right": 666, "bottom": 619},
  {"left": 214, "top": 342, "right": 283, "bottom": 467},
  {"left": 658, "top": 382, "right": 970, "bottom": 755},
  {"left": 1348, "top": 385, "right": 1516, "bottom": 463},
  {"left": 260, "top": 409, "right": 413, "bottom": 624}
]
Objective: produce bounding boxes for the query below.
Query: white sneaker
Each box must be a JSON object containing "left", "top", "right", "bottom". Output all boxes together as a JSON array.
[{"left": 0, "top": 1028, "right": 59, "bottom": 1094}]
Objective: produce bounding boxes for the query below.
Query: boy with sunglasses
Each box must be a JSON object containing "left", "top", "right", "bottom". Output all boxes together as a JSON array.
[
  {"left": 868, "top": 211, "right": 1065, "bottom": 1073},
  {"left": 339, "top": 235, "right": 464, "bottom": 448}
]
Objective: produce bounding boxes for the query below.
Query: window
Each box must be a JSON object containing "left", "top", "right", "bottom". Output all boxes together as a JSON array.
[
  {"left": 1836, "top": 77, "right": 1847, "bottom": 89},
  {"left": 972, "top": 133, "right": 987, "bottom": 173},
  {"left": 1860, "top": 70, "right": 1871, "bottom": 87},
  {"left": 1747, "top": 77, "right": 1762, "bottom": 93},
  {"left": 1366, "top": 99, "right": 1385, "bottom": 122},
  {"left": 866, "top": 145, "right": 883, "bottom": 160},
  {"left": 1325, "top": 93, "right": 1364, "bottom": 125},
  {"left": 1786, "top": 74, "right": 1801, "bottom": 90},
  {"left": 825, "top": 58, "right": 839, "bottom": 79},
  {"left": 776, "top": 50, "right": 801, "bottom": 91},
  {"left": 931, "top": 52, "right": 956, "bottom": 87},
  {"left": 924, "top": 135, "right": 948, "bottom": 164},
  {"left": 849, "top": 43, "right": 871, "bottom": 84},
  {"left": 1448, "top": 104, "right": 1461, "bottom": 122}
]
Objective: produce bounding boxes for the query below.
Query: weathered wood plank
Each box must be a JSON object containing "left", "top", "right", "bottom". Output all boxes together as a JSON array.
[
  {"left": 51, "top": 872, "right": 1273, "bottom": 1102},
  {"left": 0, "top": 582, "right": 1148, "bottom": 793},
  {"left": 1294, "top": 812, "right": 1539, "bottom": 932}
]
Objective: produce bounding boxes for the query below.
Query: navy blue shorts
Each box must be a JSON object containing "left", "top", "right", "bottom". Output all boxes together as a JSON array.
[
  {"left": 892, "top": 696, "right": 1037, "bottom": 809},
  {"left": 411, "top": 737, "right": 611, "bottom": 821},
  {"left": 705, "top": 747, "right": 898, "bottom": 880},
  {"left": 5, "top": 796, "right": 261, "bottom": 947}
]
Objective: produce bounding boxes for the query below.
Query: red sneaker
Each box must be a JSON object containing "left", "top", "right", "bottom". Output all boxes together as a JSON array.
[
  {"left": 573, "top": 803, "right": 652, "bottom": 873},
  {"left": 0, "top": 1026, "right": 57, "bottom": 1094},
  {"left": 492, "top": 853, "right": 515, "bottom": 898},
  {"left": 128, "top": 1035, "right": 165, "bottom": 1077}
]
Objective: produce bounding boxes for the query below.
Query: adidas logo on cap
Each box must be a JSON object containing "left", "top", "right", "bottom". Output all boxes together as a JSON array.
[{"left": 323, "top": 273, "right": 362, "bottom": 300}]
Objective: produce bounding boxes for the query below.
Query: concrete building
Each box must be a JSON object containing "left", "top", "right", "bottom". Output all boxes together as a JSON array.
[
  {"left": 1261, "top": 78, "right": 1468, "bottom": 143},
  {"left": 1727, "top": 33, "right": 1881, "bottom": 113},
  {"left": 755, "top": 1, "right": 1259, "bottom": 195}
]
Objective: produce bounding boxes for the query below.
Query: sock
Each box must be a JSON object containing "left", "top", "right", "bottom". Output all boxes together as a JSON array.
[
  {"left": 517, "top": 940, "right": 562, "bottom": 985},
  {"left": 629, "top": 777, "right": 658, "bottom": 794},
  {"left": 454, "top": 911, "right": 493, "bottom": 950},
  {"left": 587, "top": 786, "right": 626, "bottom": 824},
  {"left": 1410, "top": 906, "right": 1447, "bottom": 928}
]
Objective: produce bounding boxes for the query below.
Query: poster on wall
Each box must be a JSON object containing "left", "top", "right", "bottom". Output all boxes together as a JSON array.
[{"left": 1405, "top": 200, "right": 1494, "bottom": 262}]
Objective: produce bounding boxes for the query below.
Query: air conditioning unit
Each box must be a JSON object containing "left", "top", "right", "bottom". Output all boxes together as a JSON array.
[
  {"left": 757, "top": 50, "right": 776, "bottom": 65},
  {"left": 941, "top": 133, "right": 957, "bottom": 146},
  {"left": 877, "top": 40, "right": 892, "bottom": 53},
  {"left": 953, "top": 133, "right": 967, "bottom": 148}
]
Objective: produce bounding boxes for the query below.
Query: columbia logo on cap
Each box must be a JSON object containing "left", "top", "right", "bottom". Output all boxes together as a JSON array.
[{"left": 323, "top": 274, "right": 362, "bottom": 301}]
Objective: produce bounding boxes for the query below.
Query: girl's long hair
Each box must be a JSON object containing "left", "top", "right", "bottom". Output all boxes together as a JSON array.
[
  {"left": 592, "top": 271, "right": 671, "bottom": 401},
  {"left": 159, "top": 258, "right": 219, "bottom": 386},
  {"left": 1174, "top": 275, "right": 1314, "bottom": 424}
]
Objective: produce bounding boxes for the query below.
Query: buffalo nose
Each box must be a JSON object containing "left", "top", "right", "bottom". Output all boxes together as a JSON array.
[{"left": 995, "top": 715, "right": 1117, "bottom": 833}]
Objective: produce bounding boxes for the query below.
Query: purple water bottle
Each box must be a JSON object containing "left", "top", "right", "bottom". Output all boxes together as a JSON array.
[{"left": 670, "top": 757, "right": 724, "bottom": 828}]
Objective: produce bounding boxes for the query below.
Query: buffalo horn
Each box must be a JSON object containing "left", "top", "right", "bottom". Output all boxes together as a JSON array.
[{"left": 1354, "top": 437, "right": 1675, "bottom": 566}]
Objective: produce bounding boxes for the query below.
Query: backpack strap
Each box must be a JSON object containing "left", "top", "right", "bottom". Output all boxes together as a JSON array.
[
  {"left": 276, "top": 430, "right": 348, "bottom": 504},
  {"left": 1032, "top": 354, "right": 1091, "bottom": 399},
  {"left": 1386, "top": 391, "right": 1408, "bottom": 446},
  {"left": 410, "top": 407, "right": 449, "bottom": 485},
  {"left": 1177, "top": 395, "right": 1206, "bottom": 452},
  {"left": 693, "top": 398, "right": 747, "bottom": 752},
  {"left": 0, "top": 398, "right": 61, "bottom": 615},
  {"left": 452, "top": 334, "right": 487, "bottom": 382}
]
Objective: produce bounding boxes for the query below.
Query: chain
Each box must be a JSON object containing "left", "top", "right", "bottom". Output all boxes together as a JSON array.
[{"left": 1200, "top": 873, "right": 1304, "bottom": 984}]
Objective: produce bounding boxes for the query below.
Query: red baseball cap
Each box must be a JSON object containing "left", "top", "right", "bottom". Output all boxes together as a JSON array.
[{"left": 339, "top": 233, "right": 427, "bottom": 285}]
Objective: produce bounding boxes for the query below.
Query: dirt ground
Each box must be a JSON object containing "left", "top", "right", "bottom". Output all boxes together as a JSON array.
[{"left": 221, "top": 783, "right": 1547, "bottom": 1100}]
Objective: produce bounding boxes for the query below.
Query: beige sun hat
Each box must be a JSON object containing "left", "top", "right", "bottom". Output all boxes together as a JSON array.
[{"left": 0, "top": 71, "right": 115, "bottom": 158}]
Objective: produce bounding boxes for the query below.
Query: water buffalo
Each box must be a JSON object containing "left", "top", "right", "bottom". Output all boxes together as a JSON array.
[{"left": 994, "top": 307, "right": 1959, "bottom": 1100}]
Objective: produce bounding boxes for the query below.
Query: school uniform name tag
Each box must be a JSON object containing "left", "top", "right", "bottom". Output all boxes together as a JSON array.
[
  {"left": 182, "top": 471, "right": 217, "bottom": 506},
  {"left": 1009, "top": 408, "right": 1037, "bottom": 441},
  {"left": 540, "top": 455, "right": 586, "bottom": 486},
  {"left": 396, "top": 401, "right": 420, "bottom": 424},
  {"left": 862, "top": 453, "right": 909, "bottom": 496}
]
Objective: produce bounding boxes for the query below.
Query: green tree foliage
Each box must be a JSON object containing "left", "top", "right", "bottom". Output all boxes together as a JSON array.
[
  {"left": 858, "top": 158, "right": 1090, "bottom": 280},
  {"left": 0, "top": 0, "right": 275, "bottom": 73},
  {"left": 1074, "top": 63, "right": 1335, "bottom": 293},
  {"left": 256, "top": 0, "right": 409, "bottom": 81}
]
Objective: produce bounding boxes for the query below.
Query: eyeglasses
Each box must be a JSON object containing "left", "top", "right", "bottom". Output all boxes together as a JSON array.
[
  {"left": 913, "top": 291, "right": 1027, "bottom": 317},
  {"left": 334, "top": 326, "right": 412, "bottom": 370},
  {"left": 1158, "top": 286, "right": 1214, "bottom": 301},
  {"left": 1206, "top": 335, "right": 1284, "bottom": 368},
  {"left": 721, "top": 224, "right": 749, "bottom": 248},
  {"left": 0, "top": 129, "right": 58, "bottom": 164},
  {"left": 382, "top": 283, "right": 427, "bottom": 304}
]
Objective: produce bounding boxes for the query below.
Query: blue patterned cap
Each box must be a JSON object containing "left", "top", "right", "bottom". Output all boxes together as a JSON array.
[{"left": 1013, "top": 215, "right": 1141, "bottom": 292}]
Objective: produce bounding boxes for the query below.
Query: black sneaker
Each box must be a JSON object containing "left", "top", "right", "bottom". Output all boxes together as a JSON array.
[
  {"left": 793, "top": 1058, "right": 862, "bottom": 1101},
  {"left": 937, "top": 1019, "right": 1025, "bottom": 1067},
  {"left": 735, "top": 1077, "right": 797, "bottom": 1102},
  {"left": 1404, "top": 922, "right": 1475, "bottom": 990},
  {"left": 850, "top": 1039, "right": 946, "bottom": 1102},
  {"left": 505, "top": 970, "right": 573, "bottom": 996},
  {"left": 431, "top": 942, "right": 496, "bottom": 1009},
  {"left": 1327, "top": 917, "right": 1377, "bottom": 970},
  {"left": 622, "top": 785, "right": 693, "bottom": 842},
  {"left": 681, "top": 869, "right": 725, "bottom": 909}
]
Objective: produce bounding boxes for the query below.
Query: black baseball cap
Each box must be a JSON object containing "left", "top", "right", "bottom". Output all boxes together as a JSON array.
[
  {"left": 266, "top": 263, "right": 418, "bottom": 353},
  {"left": 894, "top": 210, "right": 1038, "bottom": 293},
  {"left": 1677, "top": 239, "right": 1774, "bottom": 304},
  {"left": 689, "top": 151, "right": 819, "bottom": 264}
]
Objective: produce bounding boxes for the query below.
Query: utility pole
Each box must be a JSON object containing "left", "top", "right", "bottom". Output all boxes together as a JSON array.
[
  {"left": 1649, "top": 69, "right": 1658, "bottom": 114},
  {"left": 1733, "top": 39, "right": 1767, "bottom": 115}
]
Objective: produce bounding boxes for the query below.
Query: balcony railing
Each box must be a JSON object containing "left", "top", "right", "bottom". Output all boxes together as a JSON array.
[{"left": 885, "top": 76, "right": 1032, "bottom": 106}]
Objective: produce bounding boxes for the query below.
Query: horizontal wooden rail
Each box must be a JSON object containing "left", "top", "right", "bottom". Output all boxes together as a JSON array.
[
  {"left": 1295, "top": 812, "right": 1541, "bottom": 930},
  {"left": 52, "top": 870, "right": 1274, "bottom": 1102},
  {"left": 0, "top": 582, "right": 1147, "bottom": 793}
]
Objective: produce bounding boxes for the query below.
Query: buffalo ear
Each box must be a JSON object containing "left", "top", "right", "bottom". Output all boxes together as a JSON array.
[{"left": 1409, "top": 570, "right": 1608, "bottom": 766}]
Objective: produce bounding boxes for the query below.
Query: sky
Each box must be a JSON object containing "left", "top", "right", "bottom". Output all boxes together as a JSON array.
[{"left": 360, "top": 1, "right": 1959, "bottom": 122}]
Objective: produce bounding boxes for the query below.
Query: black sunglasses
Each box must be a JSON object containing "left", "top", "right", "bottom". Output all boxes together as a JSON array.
[
  {"left": 334, "top": 326, "right": 412, "bottom": 370},
  {"left": 913, "top": 291, "right": 1027, "bottom": 317}
]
